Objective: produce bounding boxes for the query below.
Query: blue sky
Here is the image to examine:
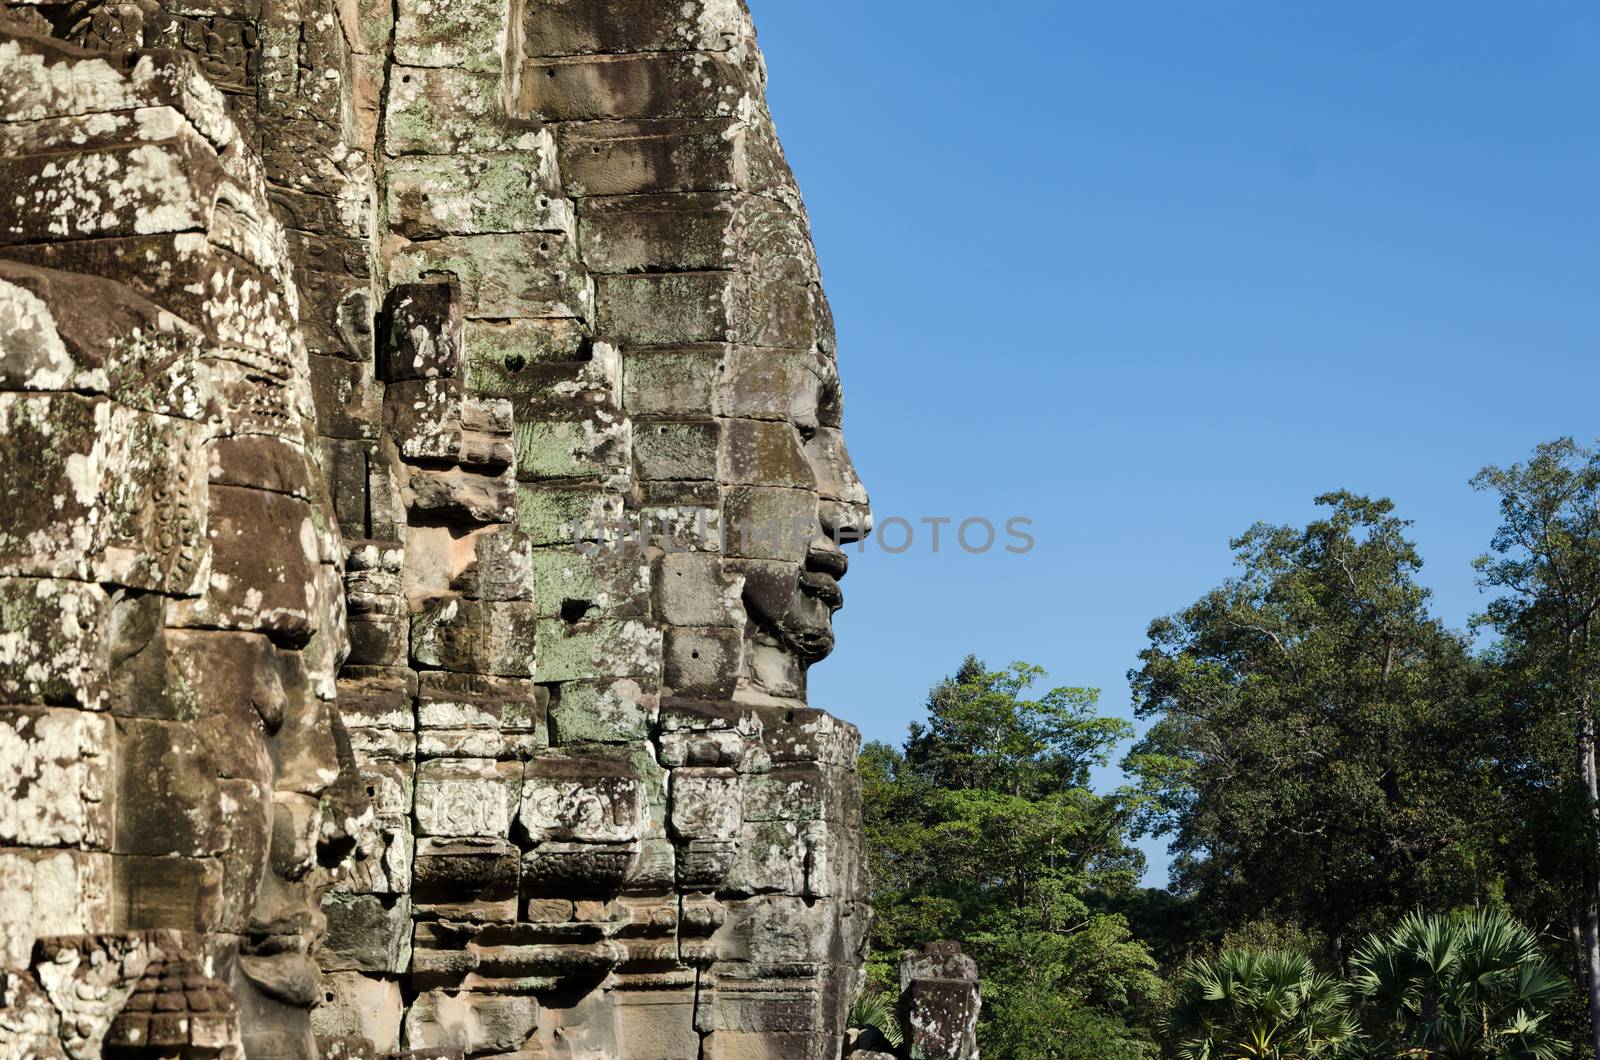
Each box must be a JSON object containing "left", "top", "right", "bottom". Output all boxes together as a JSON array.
[{"left": 748, "top": 0, "right": 1600, "bottom": 884}]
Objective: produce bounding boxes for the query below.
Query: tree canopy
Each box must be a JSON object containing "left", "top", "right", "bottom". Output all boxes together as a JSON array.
[
  {"left": 860, "top": 439, "right": 1600, "bottom": 1058},
  {"left": 862, "top": 658, "right": 1161, "bottom": 1057},
  {"left": 1124, "top": 492, "right": 1497, "bottom": 958}
]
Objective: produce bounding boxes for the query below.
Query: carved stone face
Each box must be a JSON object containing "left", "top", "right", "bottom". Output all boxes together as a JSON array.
[
  {"left": 2, "top": 3, "right": 876, "bottom": 1057},
  {"left": 0, "top": 29, "right": 354, "bottom": 1056},
  {"left": 726, "top": 342, "right": 872, "bottom": 698},
  {"left": 705, "top": 172, "right": 872, "bottom": 702}
]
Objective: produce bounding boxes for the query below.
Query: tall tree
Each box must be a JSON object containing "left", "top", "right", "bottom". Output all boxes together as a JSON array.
[
  {"left": 863, "top": 657, "right": 1161, "bottom": 1058},
  {"left": 1125, "top": 492, "right": 1495, "bottom": 959},
  {"left": 1473, "top": 438, "right": 1600, "bottom": 1057}
]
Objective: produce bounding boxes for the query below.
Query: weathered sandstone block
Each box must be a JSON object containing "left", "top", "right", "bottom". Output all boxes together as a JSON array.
[{"left": 0, "top": 2, "right": 885, "bottom": 1055}]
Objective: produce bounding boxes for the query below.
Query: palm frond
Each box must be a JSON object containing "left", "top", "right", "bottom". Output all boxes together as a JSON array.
[
  {"left": 848, "top": 990, "right": 904, "bottom": 1048},
  {"left": 1348, "top": 910, "right": 1572, "bottom": 1058}
]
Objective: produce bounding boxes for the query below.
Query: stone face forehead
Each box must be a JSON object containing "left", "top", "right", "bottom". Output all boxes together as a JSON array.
[{"left": 0, "top": 1, "right": 880, "bottom": 1057}]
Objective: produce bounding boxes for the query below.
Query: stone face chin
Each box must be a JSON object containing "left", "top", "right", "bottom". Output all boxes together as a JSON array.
[{"left": 0, "top": 2, "right": 876, "bottom": 1057}]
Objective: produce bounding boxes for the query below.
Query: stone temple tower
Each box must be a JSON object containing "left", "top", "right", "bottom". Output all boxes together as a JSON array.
[{"left": 0, "top": 2, "right": 875, "bottom": 1057}]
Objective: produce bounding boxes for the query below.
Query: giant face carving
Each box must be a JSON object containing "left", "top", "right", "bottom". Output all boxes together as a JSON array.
[
  {"left": 1, "top": 2, "right": 878, "bottom": 1058},
  {"left": 0, "top": 24, "right": 357, "bottom": 1058},
  {"left": 691, "top": 142, "right": 873, "bottom": 704},
  {"left": 725, "top": 335, "right": 873, "bottom": 699}
]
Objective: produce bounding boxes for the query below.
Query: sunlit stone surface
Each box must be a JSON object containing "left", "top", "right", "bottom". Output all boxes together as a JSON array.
[{"left": 0, "top": 3, "right": 888, "bottom": 1056}]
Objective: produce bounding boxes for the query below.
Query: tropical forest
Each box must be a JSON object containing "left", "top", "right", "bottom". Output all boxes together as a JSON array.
[{"left": 853, "top": 438, "right": 1600, "bottom": 1059}]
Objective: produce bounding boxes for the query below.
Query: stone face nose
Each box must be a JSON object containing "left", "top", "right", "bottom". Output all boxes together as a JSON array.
[
  {"left": 314, "top": 711, "right": 372, "bottom": 871},
  {"left": 822, "top": 496, "right": 875, "bottom": 548},
  {"left": 810, "top": 424, "right": 872, "bottom": 547}
]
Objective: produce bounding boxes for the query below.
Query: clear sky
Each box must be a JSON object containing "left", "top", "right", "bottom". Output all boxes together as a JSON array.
[{"left": 747, "top": 0, "right": 1600, "bottom": 885}]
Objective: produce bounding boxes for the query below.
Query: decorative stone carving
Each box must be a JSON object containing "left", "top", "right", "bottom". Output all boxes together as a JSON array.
[
  {"left": 0, "top": 966, "right": 62, "bottom": 1060},
  {"left": 0, "top": 20, "right": 354, "bottom": 1059},
  {"left": 0, "top": 0, "right": 885, "bottom": 1056},
  {"left": 105, "top": 948, "right": 244, "bottom": 1058}
]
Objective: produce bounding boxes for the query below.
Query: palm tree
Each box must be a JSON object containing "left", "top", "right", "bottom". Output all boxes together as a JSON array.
[
  {"left": 848, "top": 989, "right": 904, "bottom": 1049},
  {"left": 1348, "top": 909, "right": 1570, "bottom": 1059},
  {"left": 1167, "top": 948, "right": 1360, "bottom": 1059}
]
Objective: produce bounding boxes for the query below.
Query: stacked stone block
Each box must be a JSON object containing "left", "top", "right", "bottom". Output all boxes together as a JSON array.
[
  {"left": 0, "top": 2, "right": 881, "bottom": 1057},
  {"left": 0, "top": 23, "right": 353, "bottom": 1058},
  {"left": 898, "top": 944, "right": 981, "bottom": 1060}
]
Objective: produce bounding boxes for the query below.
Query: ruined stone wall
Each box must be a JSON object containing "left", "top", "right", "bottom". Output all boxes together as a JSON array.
[{"left": 0, "top": 3, "right": 873, "bottom": 1058}]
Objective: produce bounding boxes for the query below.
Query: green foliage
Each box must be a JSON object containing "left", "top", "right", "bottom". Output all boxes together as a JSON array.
[
  {"left": 1124, "top": 492, "right": 1500, "bottom": 956},
  {"left": 1349, "top": 909, "right": 1571, "bottom": 1059},
  {"left": 1473, "top": 438, "right": 1600, "bottom": 1052},
  {"left": 859, "top": 442, "right": 1600, "bottom": 1056},
  {"left": 1473, "top": 438, "right": 1600, "bottom": 671},
  {"left": 847, "top": 990, "right": 903, "bottom": 1048},
  {"left": 1220, "top": 920, "right": 1332, "bottom": 962},
  {"left": 982, "top": 992, "right": 1158, "bottom": 1060},
  {"left": 1166, "top": 948, "right": 1359, "bottom": 1059},
  {"left": 863, "top": 657, "right": 1160, "bottom": 1057},
  {"left": 905, "top": 657, "right": 1134, "bottom": 796},
  {"left": 1162, "top": 915, "right": 1573, "bottom": 1059}
]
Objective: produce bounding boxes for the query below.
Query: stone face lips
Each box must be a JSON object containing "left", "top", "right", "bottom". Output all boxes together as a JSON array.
[{"left": 0, "top": 1, "right": 882, "bottom": 1057}]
